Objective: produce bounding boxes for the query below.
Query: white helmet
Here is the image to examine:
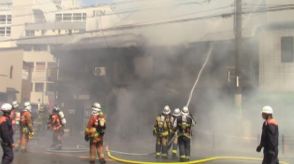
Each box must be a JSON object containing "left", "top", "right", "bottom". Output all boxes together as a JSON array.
[
  {"left": 12, "top": 101, "right": 19, "bottom": 108},
  {"left": 182, "top": 106, "right": 189, "bottom": 114},
  {"left": 162, "top": 105, "right": 171, "bottom": 115},
  {"left": 1, "top": 103, "right": 12, "bottom": 112},
  {"left": 92, "top": 102, "right": 102, "bottom": 115},
  {"left": 53, "top": 106, "right": 60, "bottom": 113},
  {"left": 24, "top": 101, "right": 32, "bottom": 112},
  {"left": 173, "top": 108, "right": 181, "bottom": 117},
  {"left": 262, "top": 106, "right": 273, "bottom": 114}
]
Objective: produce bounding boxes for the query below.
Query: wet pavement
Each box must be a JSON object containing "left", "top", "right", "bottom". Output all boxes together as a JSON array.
[
  {"left": 1, "top": 130, "right": 292, "bottom": 164},
  {"left": 0, "top": 149, "right": 290, "bottom": 164},
  {"left": 12, "top": 151, "right": 118, "bottom": 164}
]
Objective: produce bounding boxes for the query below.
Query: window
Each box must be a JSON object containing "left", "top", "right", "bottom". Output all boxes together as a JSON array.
[
  {"left": 35, "top": 62, "right": 46, "bottom": 71},
  {"left": 22, "top": 46, "right": 33, "bottom": 51},
  {"left": 7, "top": 15, "right": 11, "bottom": 24},
  {"left": 5, "top": 27, "right": 10, "bottom": 36},
  {"left": 0, "top": 27, "right": 5, "bottom": 36},
  {"left": 0, "top": 27, "right": 11, "bottom": 36},
  {"left": 0, "top": 15, "right": 6, "bottom": 24},
  {"left": 73, "top": 13, "right": 82, "bottom": 21},
  {"left": 33, "top": 45, "right": 47, "bottom": 51},
  {"left": 9, "top": 66, "right": 13, "bottom": 79},
  {"left": 26, "top": 30, "right": 35, "bottom": 37},
  {"left": 56, "top": 14, "right": 62, "bottom": 22},
  {"left": 281, "top": 36, "right": 294, "bottom": 63},
  {"left": 63, "top": 13, "right": 72, "bottom": 21},
  {"left": 35, "top": 83, "right": 44, "bottom": 92},
  {"left": 82, "top": 13, "right": 87, "bottom": 21}
]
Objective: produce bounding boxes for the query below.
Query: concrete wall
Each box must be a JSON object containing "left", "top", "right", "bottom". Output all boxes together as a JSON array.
[
  {"left": 0, "top": 48, "right": 23, "bottom": 102},
  {"left": 23, "top": 50, "right": 56, "bottom": 105},
  {"left": 259, "top": 29, "right": 294, "bottom": 91}
]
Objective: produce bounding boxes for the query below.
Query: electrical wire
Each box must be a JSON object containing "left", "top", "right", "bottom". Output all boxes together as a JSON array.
[{"left": 1, "top": 4, "right": 294, "bottom": 43}]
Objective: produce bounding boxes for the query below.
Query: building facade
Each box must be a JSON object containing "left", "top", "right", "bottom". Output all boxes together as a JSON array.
[{"left": 0, "top": 48, "right": 23, "bottom": 103}]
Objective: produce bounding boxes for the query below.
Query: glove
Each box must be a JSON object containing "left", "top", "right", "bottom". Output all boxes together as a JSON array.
[
  {"left": 29, "top": 132, "right": 34, "bottom": 140},
  {"left": 256, "top": 145, "right": 262, "bottom": 152},
  {"left": 153, "top": 129, "right": 157, "bottom": 136},
  {"left": 84, "top": 135, "right": 89, "bottom": 142}
]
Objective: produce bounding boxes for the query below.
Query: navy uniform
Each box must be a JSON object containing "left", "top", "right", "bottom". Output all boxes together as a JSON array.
[
  {"left": 257, "top": 106, "right": 279, "bottom": 164},
  {"left": 170, "top": 108, "right": 181, "bottom": 158},
  {"left": 0, "top": 103, "right": 14, "bottom": 164},
  {"left": 174, "top": 106, "right": 195, "bottom": 162}
]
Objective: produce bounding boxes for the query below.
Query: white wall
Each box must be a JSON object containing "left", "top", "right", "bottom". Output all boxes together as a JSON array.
[
  {"left": 259, "top": 29, "right": 294, "bottom": 91},
  {"left": 0, "top": 48, "right": 23, "bottom": 101}
]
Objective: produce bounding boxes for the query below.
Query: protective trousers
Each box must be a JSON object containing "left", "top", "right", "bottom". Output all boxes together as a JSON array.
[
  {"left": 19, "top": 127, "right": 29, "bottom": 152},
  {"left": 262, "top": 150, "right": 279, "bottom": 164},
  {"left": 178, "top": 136, "right": 190, "bottom": 162},
  {"left": 156, "top": 136, "right": 168, "bottom": 158},
  {"left": 52, "top": 129, "right": 64, "bottom": 149},
  {"left": 172, "top": 134, "right": 178, "bottom": 157},
  {"left": 1, "top": 143, "right": 13, "bottom": 164},
  {"left": 89, "top": 140, "right": 105, "bottom": 164}
]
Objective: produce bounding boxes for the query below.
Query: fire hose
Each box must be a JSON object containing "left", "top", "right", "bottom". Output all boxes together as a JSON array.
[{"left": 107, "top": 147, "right": 289, "bottom": 164}]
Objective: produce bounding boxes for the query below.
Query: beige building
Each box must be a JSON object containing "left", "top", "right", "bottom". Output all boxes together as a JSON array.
[
  {"left": 0, "top": 48, "right": 23, "bottom": 103},
  {"left": 11, "top": 0, "right": 117, "bottom": 105},
  {"left": 258, "top": 0, "right": 294, "bottom": 92}
]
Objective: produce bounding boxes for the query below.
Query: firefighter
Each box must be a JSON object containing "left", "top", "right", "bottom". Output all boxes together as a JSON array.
[
  {"left": 170, "top": 108, "right": 181, "bottom": 158},
  {"left": 18, "top": 101, "right": 34, "bottom": 152},
  {"left": 174, "top": 106, "right": 195, "bottom": 162},
  {"left": 0, "top": 103, "right": 14, "bottom": 164},
  {"left": 153, "top": 105, "right": 172, "bottom": 159},
  {"left": 11, "top": 101, "right": 21, "bottom": 128},
  {"left": 10, "top": 101, "right": 21, "bottom": 150},
  {"left": 256, "top": 106, "right": 279, "bottom": 164},
  {"left": 47, "top": 106, "right": 66, "bottom": 150},
  {"left": 84, "top": 102, "right": 106, "bottom": 164}
]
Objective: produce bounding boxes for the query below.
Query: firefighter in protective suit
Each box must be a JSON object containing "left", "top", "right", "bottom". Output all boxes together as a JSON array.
[
  {"left": 10, "top": 101, "right": 21, "bottom": 150},
  {"left": 18, "top": 101, "right": 34, "bottom": 152},
  {"left": 256, "top": 106, "right": 279, "bottom": 164},
  {"left": 170, "top": 108, "right": 181, "bottom": 158},
  {"left": 85, "top": 102, "right": 106, "bottom": 164},
  {"left": 174, "top": 106, "right": 195, "bottom": 162},
  {"left": 0, "top": 103, "right": 14, "bottom": 164},
  {"left": 10, "top": 101, "right": 21, "bottom": 128},
  {"left": 153, "top": 105, "right": 172, "bottom": 159},
  {"left": 48, "top": 106, "right": 66, "bottom": 150}
]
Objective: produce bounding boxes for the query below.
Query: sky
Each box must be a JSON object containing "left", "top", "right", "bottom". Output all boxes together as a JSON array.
[{"left": 81, "top": 0, "right": 113, "bottom": 6}]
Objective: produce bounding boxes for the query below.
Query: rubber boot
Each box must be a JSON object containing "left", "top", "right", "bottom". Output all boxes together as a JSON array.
[{"left": 99, "top": 158, "right": 106, "bottom": 164}]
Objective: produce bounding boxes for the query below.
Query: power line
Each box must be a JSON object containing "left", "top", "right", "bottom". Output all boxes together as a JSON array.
[
  {"left": 1, "top": 3, "right": 231, "bottom": 29},
  {"left": 7, "top": 0, "right": 212, "bottom": 19},
  {"left": 1, "top": 4, "right": 294, "bottom": 43}
]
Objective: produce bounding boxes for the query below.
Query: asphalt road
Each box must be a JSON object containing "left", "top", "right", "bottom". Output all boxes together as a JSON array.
[
  {"left": 1, "top": 150, "right": 291, "bottom": 164},
  {"left": 12, "top": 151, "right": 119, "bottom": 164}
]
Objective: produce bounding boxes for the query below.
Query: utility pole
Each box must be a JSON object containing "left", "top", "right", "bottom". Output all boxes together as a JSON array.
[{"left": 234, "top": 0, "right": 242, "bottom": 109}]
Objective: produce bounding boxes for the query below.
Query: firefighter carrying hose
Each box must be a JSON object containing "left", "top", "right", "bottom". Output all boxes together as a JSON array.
[
  {"left": 174, "top": 106, "right": 196, "bottom": 162},
  {"left": 18, "top": 101, "right": 34, "bottom": 152},
  {"left": 170, "top": 108, "right": 181, "bottom": 158},
  {"left": 153, "top": 105, "right": 172, "bottom": 159},
  {"left": 0, "top": 103, "right": 14, "bottom": 164},
  {"left": 84, "top": 102, "right": 106, "bottom": 164},
  {"left": 48, "top": 106, "right": 66, "bottom": 150},
  {"left": 256, "top": 106, "right": 279, "bottom": 164}
]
